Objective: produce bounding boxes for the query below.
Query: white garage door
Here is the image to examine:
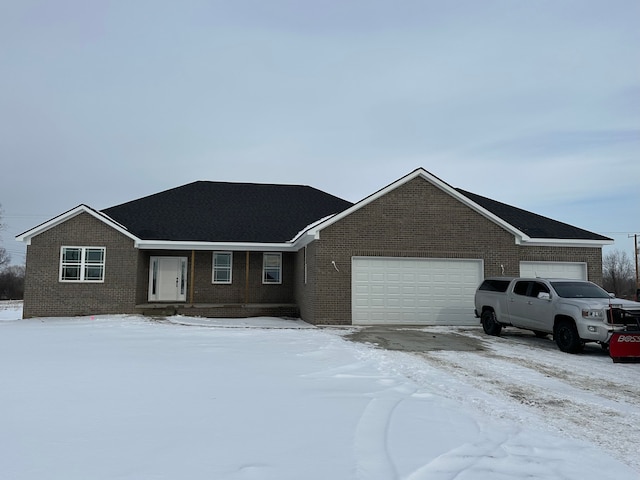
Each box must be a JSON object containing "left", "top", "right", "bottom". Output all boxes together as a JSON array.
[
  {"left": 352, "top": 257, "right": 483, "bottom": 325},
  {"left": 519, "top": 261, "right": 587, "bottom": 280}
]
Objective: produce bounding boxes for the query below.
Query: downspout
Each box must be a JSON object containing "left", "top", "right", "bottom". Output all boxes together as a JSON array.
[
  {"left": 245, "top": 251, "right": 250, "bottom": 304},
  {"left": 189, "top": 250, "right": 195, "bottom": 304}
]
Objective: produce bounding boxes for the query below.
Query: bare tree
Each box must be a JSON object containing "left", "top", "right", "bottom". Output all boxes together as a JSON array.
[
  {"left": 0, "top": 265, "right": 24, "bottom": 300},
  {"left": 0, "top": 204, "right": 10, "bottom": 269},
  {"left": 602, "top": 249, "right": 635, "bottom": 298}
]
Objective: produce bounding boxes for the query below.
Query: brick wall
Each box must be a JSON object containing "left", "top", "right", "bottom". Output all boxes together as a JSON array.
[
  {"left": 23, "top": 213, "right": 138, "bottom": 318},
  {"left": 304, "top": 177, "right": 603, "bottom": 325},
  {"left": 294, "top": 243, "right": 317, "bottom": 324}
]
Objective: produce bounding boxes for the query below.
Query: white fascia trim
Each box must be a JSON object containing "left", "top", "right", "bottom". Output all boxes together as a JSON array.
[
  {"left": 135, "top": 240, "right": 296, "bottom": 252},
  {"left": 290, "top": 214, "right": 335, "bottom": 243},
  {"left": 292, "top": 232, "right": 318, "bottom": 250},
  {"left": 516, "top": 238, "right": 614, "bottom": 248},
  {"left": 15, "top": 205, "right": 138, "bottom": 245},
  {"left": 306, "top": 167, "right": 529, "bottom": 240},
  {"left": 287, "top": 214, "right": 336, "bottom": 251}
]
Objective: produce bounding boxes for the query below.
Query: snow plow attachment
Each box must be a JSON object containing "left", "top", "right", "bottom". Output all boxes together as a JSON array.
[
  {"left": 609, "top": 332, "right": 640, "bottom": 363},
  {"left": 608, "top": 310, "right": 640, "bottom": 363}
]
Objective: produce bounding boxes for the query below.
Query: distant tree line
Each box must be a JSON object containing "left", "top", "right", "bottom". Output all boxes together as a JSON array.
[
  {"left": 602, "top": 249, "right": 638, "bottom": 300},
  {"left": 0, "top": 265, "right": 24, "bottom": 300},
  {"left": 0, "top": 204, "right": 25, "bottom": 300}
]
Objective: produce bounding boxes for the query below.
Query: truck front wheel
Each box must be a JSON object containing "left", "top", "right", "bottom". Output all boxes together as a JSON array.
[
  {"left": 554, "top": 320, "right": 584, "bottom": 353},
  {"left": 481, "top": 310, "right": 502, "bottom": 336}
]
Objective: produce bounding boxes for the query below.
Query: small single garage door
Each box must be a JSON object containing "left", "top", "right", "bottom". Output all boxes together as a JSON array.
[
  {"left": 519, "top": 261, "right": 587, "bottom": 280},
  {"left": 352, "top": 257, "right": 483, "bottom": 325}
]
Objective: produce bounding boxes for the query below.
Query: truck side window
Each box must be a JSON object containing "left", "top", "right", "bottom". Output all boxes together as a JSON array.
[
  {"left": 530, "top": 282, "right": 550, "bottom": 298},
  {"left": 513, "top": 281, "right": 530, "bottom": 296}
]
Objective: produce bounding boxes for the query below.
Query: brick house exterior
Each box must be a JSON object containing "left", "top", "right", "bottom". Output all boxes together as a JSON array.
[
  {"left": 17, "top": 168, "right": 611, "bottom": 324},
  {"left": 295, "top": 175, "right": 605, "bottom": 325},
  {"left": 22, "top": 212, "right": 140, "bottom": 318}
]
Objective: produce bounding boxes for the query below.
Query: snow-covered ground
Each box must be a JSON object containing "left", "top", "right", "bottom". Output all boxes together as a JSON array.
[{"left": 1, "top": 301, "right": 637, "bottom": 480}]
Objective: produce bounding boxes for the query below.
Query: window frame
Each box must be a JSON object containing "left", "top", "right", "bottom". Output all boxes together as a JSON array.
[
  {"left": 59, "top": 246, "right": 106, "bottom": 283},
  {"left": 212, "top": 251, "right": 233, "bottom": 284},
  {"left": 262, "top": 252, "right": 282, "bottom": 285}
]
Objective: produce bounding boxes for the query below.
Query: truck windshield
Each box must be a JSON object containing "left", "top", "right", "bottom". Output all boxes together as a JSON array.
[{"left": 550, "top": 282, "right": 610, "bottom": 299}]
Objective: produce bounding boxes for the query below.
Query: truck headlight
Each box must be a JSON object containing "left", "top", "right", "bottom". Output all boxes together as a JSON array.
[{"left": 582, "top": 309, "right": 604, "bottom": 319}]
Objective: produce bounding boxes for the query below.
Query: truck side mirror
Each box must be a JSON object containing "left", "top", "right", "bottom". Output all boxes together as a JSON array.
[{"left": 537, "top": 292, "right": 551, "bottom": 300}]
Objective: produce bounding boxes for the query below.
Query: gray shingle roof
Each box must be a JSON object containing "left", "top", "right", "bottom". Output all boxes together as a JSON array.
[
  {"left": 456, "top": 188, "right": 611, "bottom": 241},
  {"left": 102, "top": 181, "right": 354, "bottom": 243},
  {"left": 99, "top": 178, "right": 610, "bottom": 244}
]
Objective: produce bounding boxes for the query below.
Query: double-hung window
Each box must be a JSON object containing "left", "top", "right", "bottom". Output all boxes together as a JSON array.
[
  {"left": 60, "top": 247, "right": 106, "bottom": 282},
  {"left": 263, "top": 253, "right": 282, "bottom": 284},
  {"left": 212, "top": 252, "right": 233, "bottom": 284}
]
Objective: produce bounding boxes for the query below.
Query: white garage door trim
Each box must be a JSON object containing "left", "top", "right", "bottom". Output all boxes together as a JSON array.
[
  {"left": 519, "top": 261, "right": 588, "bottom": 280},
  {"left": 352, "top": 257, "right": 483, "bottom": 326}
]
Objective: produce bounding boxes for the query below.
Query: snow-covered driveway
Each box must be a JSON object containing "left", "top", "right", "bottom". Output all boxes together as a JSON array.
[
  {"left": 0, "top": 304, "right": 637, "bottom": 479},
  {"left": 352, "top": 326, "right": 640, "bottom": 472}
]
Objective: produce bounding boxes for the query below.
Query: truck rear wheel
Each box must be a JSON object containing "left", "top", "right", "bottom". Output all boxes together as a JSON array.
[
  {"left": 554, "top": 320, "right": 584, "bottom": 353},
  {"left": 481, "top": 310, "right": 502, "bottom": 336}
]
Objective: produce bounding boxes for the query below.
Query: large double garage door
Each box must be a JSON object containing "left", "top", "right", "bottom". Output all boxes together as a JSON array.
[
  {"left": 352, "top": 257, "right": 588, "bottom": 325},
  {"left": 352, "top": 257, "right": 483, "bottom": 325}
]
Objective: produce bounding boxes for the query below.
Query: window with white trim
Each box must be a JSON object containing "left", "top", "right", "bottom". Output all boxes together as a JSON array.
[
  {"left": 212, "top": 252, "right": 233, "bottom": 284},
  {"left": 60, "top": 247, "right": 106, "bottom": 282},
  {"left": 262, "top": 252, "right": 282, "bottom": 284}
]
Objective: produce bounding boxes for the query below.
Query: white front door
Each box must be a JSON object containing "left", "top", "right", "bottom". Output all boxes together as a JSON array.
[{"left": 149, "top": 256, "right": 188, "bottom": 302}]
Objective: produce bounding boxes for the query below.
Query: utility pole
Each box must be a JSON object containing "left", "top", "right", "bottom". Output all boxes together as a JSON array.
[
  {"left": 636, "top": 234, "right": 639, "bottom": 288},
  {"left": 631, "top": 234, "right": 639, "bottom": 301}
]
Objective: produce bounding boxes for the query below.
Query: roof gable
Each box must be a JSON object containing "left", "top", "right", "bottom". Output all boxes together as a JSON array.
[
  {"left": 15, "top": 205, "right": 137, "bottom": 245},
  {"left": 101, "top": 181, "right": 354, "bottom": 244},
  {"left": 306, "top": 168, "right": 611, "bottom": 246}
]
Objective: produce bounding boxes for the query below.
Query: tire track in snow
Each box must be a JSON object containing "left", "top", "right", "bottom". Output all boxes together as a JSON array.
[
  {"left": 414, "top": 348, "right": 640, "bottom": 472},
  {"left": 451, "top": 328, "right": 640, "bottom": 406},
  {"left": 299, "top": 347, "right": 411, "bottom": 480},
  {"left": 354, "top": 388, "right": 404, "bottom": 480}
]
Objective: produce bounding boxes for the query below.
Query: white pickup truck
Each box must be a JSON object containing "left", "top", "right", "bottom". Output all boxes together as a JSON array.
[{"left": 474, "top": 277, "right": 640, "bottom": 353}]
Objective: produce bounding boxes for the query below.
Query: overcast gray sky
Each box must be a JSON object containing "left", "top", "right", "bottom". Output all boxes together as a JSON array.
[{"left": 2, "top": 0, "right": 639, "bottom": 265}]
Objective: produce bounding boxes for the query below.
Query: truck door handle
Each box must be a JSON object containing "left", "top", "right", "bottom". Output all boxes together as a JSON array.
[{"left": 527, "top": 301, "right": 533, "bottom": 305}]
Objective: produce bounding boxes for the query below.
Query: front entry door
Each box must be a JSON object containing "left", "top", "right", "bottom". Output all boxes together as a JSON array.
[{"left": 149, "top": 256, "right": 188, "bottom": 302}]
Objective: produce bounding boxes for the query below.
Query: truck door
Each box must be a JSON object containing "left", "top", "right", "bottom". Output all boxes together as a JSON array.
[
  {"left": 508, "top": 280, "right": 535, "bottom": 328},
  {"left": 527, "top": 281, "right": 553, "bottom": 332}
]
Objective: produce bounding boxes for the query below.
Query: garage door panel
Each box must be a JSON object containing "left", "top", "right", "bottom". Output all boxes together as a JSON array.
[
  {"left": 463, "top": 286, "right": 477, "bottom": 296},
  {"left": 519, "top": 261, "right": 587, "bottom": 280},
  {"left": 352, "top": 257, "right": 482, "bottom": 325}
]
